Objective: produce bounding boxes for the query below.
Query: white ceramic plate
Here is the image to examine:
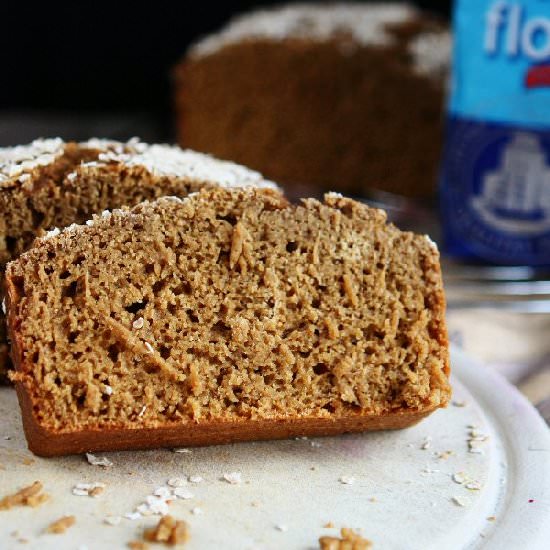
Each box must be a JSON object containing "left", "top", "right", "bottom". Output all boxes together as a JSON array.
[{"left": 0, "top": 346, "right": 549, "bottom": 549}]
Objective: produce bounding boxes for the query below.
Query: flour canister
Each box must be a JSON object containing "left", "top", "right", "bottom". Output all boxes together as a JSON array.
[{"left": 441, "top": 0, "right": 550, "bottom": 265}]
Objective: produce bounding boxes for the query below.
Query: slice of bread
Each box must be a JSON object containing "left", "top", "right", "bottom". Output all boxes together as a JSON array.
[
  {"left": 6, "top": 188, "right": 450, "bottom": 456},
  {"left": 0, "top": 138, "right": 274, "bottom": 381}
]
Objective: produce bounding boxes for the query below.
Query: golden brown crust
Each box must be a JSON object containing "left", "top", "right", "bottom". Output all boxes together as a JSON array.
[{"left": 14, "top": 379, "right": 437, "bottom": 457}]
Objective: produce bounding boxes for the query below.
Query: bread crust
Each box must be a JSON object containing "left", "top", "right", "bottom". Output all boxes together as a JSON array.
[{"left": 14, "top": 380, "right": 437, "bottom": 457}]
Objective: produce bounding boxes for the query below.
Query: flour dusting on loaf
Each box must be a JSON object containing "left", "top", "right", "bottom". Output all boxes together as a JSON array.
[{"left": 189, "top": 2, "right": 450, "bottom": 79}]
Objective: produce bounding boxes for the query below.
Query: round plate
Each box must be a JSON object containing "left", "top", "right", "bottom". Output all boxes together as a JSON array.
[{"left": 0, "top": 346, "right": 549, "bottom": 549}]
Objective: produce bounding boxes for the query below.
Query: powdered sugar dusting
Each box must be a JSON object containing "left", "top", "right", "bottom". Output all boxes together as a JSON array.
[
  {"left": 85, "top": 453, "right": 113, "bottom": 468},
  {"left": 223, "top": 472, "right": 242, "bottom": 484},
  {"left": 190, "top": 3, "right": 415, "bottom": 58}
]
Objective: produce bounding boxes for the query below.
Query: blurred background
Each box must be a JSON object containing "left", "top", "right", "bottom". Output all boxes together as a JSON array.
[{"left": 0, "top": 0, "right": 451, "bottom": 145}]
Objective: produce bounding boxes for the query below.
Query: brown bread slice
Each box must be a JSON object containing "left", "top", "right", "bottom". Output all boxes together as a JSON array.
[
  {"left": 0, "top": 138, "right": 274, "bottom": 381},
  {"left": 6, "top": 188, "right": 450, "bottom": 456}
]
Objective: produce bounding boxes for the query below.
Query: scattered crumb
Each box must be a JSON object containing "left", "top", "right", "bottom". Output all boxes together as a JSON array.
[
  {"left": 104, "top": 516, "right": 122, "bottom": 526},
  {"left": 223, "top": 472, "right": 242, "bottom": 484},
  {"left": 324, "top": 522, "right": 335, "bottom": 528},
  {"left": 144, "top": 495, "right": 171, "bottom": 515},
  {"left": 144, "top": 515, "right": 189, "bottom": 546},
  {"left": 154, "top": 487, "right": 172, "bottom": 499},
  {"left": 319, "top": 527, "right": 372, "bottom": 549},
  {"left": 167, "top": 478, "right": 187, "bottom": 488},
  {"left": 368, "top": 497, "right": 377, "bottom": 503},
  {"left": 130, "top": 485, "right": 180, "bottom": 519},
  {"left": 339, "top": 476, "right": 355, "bottom": 485},
  {"left": 467, "top": 425, "right": 489, "bottom": 455},
  {"left": 467, "top": 428, "right": 488, "bottom": 455},
  {"left": 173, "top": 488, "right": 194, "bottom": 500},
  {"left": 452, "top": 472, "right": 467, "bottom": 485},
  {"left": 421, "top": 436, "right": 432, "bottom": 450},
  {"left": 72, "top": 482, "right": 105, "bottom": 497},
  {"left": 437, "top": 450, "right": 454, "bottom": 460},
  {"left": 86, "top": 453, "right": 113, "bottom": 467},
  {"left": 46, "top": 516, "right": 75, "bottom": 534},
  {"left": 128, "top": 541, "right": 149, "bottom": 550},
  {"left": 487, "top": 516, "right": 496, "bottom": 522},
  {"left": 22, "top": 458, "right": 35, "bottom": 466},
  {"left": 189, "top": 475, "right": 203, "bottom": 484},
  {"left": 452, "top": 400, "right": 467, "bottom": 407},
  {"left": 451, "top": 471, "right": 481, "bottom": 491},
  {"left": 452, "top": 496, "right": 467, "bottom": 507},
  {"left": 0, "top": 481, "right": 49, "bottom": 510}
]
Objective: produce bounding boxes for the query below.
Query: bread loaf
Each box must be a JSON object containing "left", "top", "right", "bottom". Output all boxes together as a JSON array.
[{"left": 6, "top": 187, "right": 450, "bottom": 456}]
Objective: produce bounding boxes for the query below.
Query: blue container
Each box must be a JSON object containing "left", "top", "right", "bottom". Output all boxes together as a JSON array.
[{"left": 441, "top": 0, "right": 550, "bottom": 265}]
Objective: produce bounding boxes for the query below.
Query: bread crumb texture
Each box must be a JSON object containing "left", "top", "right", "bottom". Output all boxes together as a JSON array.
[
  {"left": 144, "top": 515, "right": 190, "bottom": 546},
  {"left": 0, "top": 481, "right": 49, "bottom": 510},
  {"left": 0, "top": 137, "right": 274, "bottom": 380},
  {"left": 45, "top": 515, "right": 76, "bottom": 534},
  {"left": 7, "top": 187, "right": 449, "bottom": 434},
  {"left": 319, "top": 527, "right": 372, "bottom": 550}
]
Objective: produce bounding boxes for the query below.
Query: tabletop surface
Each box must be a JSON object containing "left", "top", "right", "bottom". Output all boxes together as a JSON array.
[{"left": 0, "top": 347, "right": 549, "bottom": 550}]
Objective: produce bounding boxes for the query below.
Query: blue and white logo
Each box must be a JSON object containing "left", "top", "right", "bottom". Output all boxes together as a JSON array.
[
  {"left": 441, "top": 0, "right": 550, "bottom": 265},
  {"left": 472, "top": 133, "right": 550, "bottom": 235}
]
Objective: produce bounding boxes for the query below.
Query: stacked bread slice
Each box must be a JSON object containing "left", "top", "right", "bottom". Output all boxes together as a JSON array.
[
  {"left": 0, "top": 138, "right": 274, "bottom": 381},
  {"left": 3, "top": 139, "right": 450, "bottom": 456}
]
